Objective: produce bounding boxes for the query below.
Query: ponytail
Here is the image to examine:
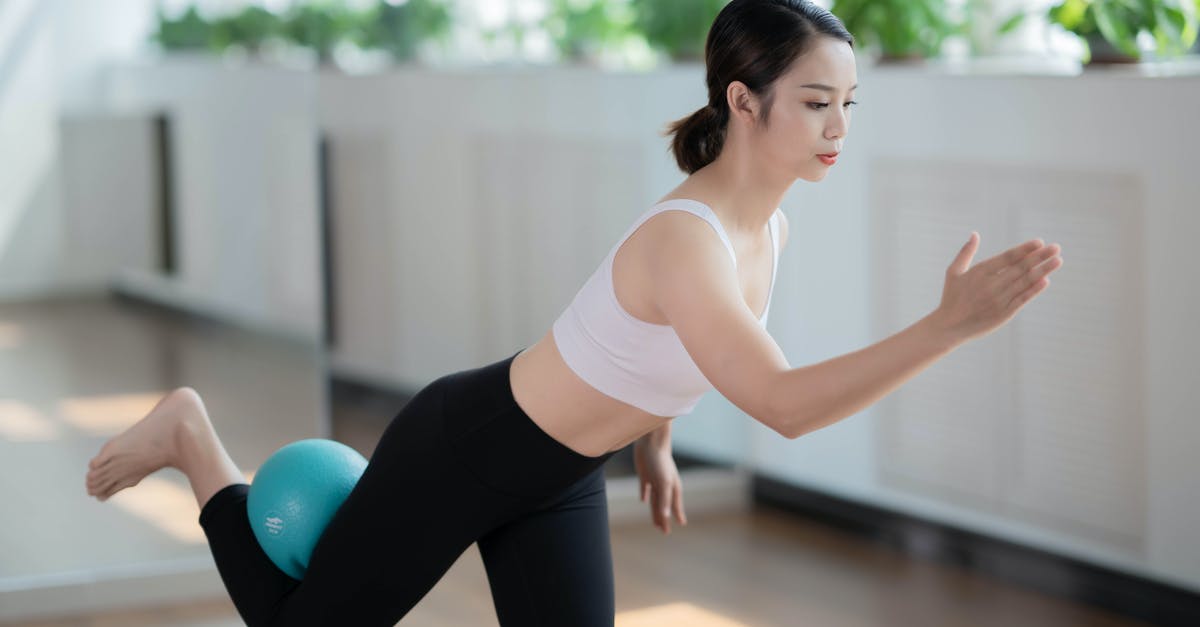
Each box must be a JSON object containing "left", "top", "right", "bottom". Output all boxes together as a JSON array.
[{"left": 666, "top": 103, "right": 730, "bottom": 175}]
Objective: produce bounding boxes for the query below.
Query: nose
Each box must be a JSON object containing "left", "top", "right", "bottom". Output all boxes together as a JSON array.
[{"left": 826, "top": 109, "right": 849, "bottom": 143}]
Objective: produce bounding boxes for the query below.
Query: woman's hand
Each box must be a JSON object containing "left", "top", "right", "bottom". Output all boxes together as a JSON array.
[
  {"left": 633, "top": 440, "right": 687, "bottom": 535},
  {"left": 934, "top": 232, "right": 1063, "bottom": 344}
]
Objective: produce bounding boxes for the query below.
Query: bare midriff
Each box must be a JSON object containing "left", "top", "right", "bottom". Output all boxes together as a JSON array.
[{"left": 508, "top": 330, "right": 673, "bottom": 458}]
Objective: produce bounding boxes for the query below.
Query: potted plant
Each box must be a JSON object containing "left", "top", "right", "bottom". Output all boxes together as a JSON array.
[
  {"left": 829, "top": 0, "right": 958, "bottom": 63},
  {"left": 1046, "top": 0, "right": 1198, "bottom": 64},
  {"left": 153, "top": 5, "right": 215, "bottom": 52},
  {"left": 631, "top": 0, "right": 728, "bottom": 62},
  {"left": 352, "top": 0, "right": 453, "bottom": 64},
  {"left": 211, "top": 5, "right": 282, "bottom": 56},
  {"left": 282, "top": 2, "right": 356, "bottom": 66}
]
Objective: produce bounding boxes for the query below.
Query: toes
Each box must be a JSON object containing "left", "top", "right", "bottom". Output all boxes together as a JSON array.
[
  {"left": 87, "top": 472, "right": 107, "bottom": 492},
  {"left": 91, "top": 442, "right": 119, "bottom": 469},
  {"left": 102, "top": 480, "right": 122, "bottom": 499},
  {"left": 90, "top": 468, "right": 115, "bottom": 491},
  {"left": 97, "top": 478, "right": 119, "bottom": 500},
  {"left": 89, "top": 454, "right": 109, "bottom": 470}
]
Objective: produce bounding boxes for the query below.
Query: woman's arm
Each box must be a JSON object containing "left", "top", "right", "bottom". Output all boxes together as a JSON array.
[
  {"left": 652, "top": 215, "right": 1061, "bottom": 440},
  {"left": 766, "top": 311, "right": 959, "bottom": 439},
  {"left": 777, "top": 234, "right": 1062, "bottom": 438},
  {"left": 635, "top": 421, "right": 672, "bottom": 451}
]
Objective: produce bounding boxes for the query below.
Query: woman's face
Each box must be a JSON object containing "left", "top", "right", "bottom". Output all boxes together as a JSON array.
[{"left": 752, "top": 37, "right": 858, "bottom": 183}]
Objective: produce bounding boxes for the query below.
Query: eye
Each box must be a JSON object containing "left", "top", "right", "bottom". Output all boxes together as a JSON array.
[{"left": 808, "top": 101, "right": 858, "bottom": 110}]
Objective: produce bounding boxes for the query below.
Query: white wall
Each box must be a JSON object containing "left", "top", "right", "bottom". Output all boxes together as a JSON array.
[
  {"left": 94, "top": 59, "right": 324, "bottom": 341},
  {"left": 0, "top": 0, "right": 67, "bottom": 299},
  {"left": 318, "top": 66, "right": 706, "bottom": 384},
  {"left": 57, "top": 114, "right": 158, "bottom": 287},
  {"left": 0, "top": 0, "right": 158, "bottom": 300},
  {"left": 0, "top": 0, "right": 322, "bottom": 343},
  {"left": 313, "top": 62, "right": 1200, "bottom": 594}
]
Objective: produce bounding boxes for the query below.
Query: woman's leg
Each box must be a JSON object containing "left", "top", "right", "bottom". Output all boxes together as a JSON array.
[
  {"left": 477, "top": 465, "right": 614, "bottom": 627},
  {"left": 85, "top": 350, "right": 614, "bottom": 626},
  {"left": 86, "top": 381, "right": 508, "bottom": 626}
]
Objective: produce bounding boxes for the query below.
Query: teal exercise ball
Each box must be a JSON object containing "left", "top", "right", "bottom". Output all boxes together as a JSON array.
[{"left": 247, "top": 439, "right": 368, "bottom": 580}]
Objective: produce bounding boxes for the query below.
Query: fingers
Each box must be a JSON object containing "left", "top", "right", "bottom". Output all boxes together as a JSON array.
[
  {"left": 659, "top": 483, "right": 672, "bottom": 534},
  {"left": 1001, "top": 249, "right": 1062, "bottom": 309},
  {"left": 948, "top": 232, "right": 979, "bottom": 276},
  {"left": 672, "top": 482, "right": 687, "bottom": 527},
  {"left": 997, "top": 243, "right": 1060, "bottom": 294},
  {"left": 644, "top": 481, "right": 687, "bottom": 534},
  {"left": 1011, "top": 274, "right": 1050, "bottom": 310},
  {"left": 645, "top": 482, "right": 680, "bottom": 534},
  {"left": 972, "top": 238, "right": 1045, "bottom": 277}
]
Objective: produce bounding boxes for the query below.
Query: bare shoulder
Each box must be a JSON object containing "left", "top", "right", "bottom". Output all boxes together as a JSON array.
[
  {"left": 647, "top": 208, "right": 790, "bottom": 429},
  {"left": 625, "top": 207, "right": 735, "bottom": 274}
]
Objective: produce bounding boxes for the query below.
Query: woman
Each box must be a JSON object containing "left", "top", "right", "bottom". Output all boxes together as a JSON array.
[{"left": 84, "top": 1, "right": 1063, "bottom": 625}]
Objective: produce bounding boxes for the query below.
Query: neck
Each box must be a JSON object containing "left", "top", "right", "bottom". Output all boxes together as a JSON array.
[{"left": 687, "top": 143, "right": 793, "bottom": 236}]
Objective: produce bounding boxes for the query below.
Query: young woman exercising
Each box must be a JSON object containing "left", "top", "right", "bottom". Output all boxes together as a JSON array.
[{"left": 84, "top": 1, "right": 1063, "bottom": 625}]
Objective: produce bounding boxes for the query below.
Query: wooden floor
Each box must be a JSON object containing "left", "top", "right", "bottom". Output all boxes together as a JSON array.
[
  {"left": 7, "top": 506, "right": 1145, "bottom": 626},
  {"left": 0, "top": 296, "right": 1148, "bottom": 626}
]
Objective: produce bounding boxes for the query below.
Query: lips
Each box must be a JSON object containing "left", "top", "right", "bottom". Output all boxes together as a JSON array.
[{"left": 817, "top": 152, "right": 839, "bottom": 165}]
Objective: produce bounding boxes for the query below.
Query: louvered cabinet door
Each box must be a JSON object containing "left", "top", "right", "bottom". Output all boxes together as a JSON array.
[{"left": 871, "top": 158, "right": 1146, "bottom": 553}]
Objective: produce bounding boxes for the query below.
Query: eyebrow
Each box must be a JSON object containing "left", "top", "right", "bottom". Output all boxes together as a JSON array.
[{"left": 798, "top": 83, "right": 858, "bottom": 92}]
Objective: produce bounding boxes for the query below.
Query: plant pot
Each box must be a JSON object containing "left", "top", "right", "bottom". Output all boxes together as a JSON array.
[
  {"left": 1084, "top": 33, "right": 1140, "bottom": 65},
  {"left": 876, "top": 52, "right": 928, "bottom": 65}
]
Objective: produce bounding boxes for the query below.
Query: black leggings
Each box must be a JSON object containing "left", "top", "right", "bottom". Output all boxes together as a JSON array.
[{"left": 198, "top": 350, "right": 617, "bottom": 626}]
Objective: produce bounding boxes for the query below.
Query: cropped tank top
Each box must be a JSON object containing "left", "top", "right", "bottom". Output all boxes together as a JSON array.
[{"left": 551, "top": 198, "right": 781, "bottom": 417}]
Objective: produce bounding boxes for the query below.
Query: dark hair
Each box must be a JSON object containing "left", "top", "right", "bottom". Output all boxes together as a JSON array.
[{"left": 665, "top": 0, "right": 854, "bottom": 174}]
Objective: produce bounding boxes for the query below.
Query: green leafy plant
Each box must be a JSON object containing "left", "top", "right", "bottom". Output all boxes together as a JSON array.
[
  {"left": 631, "top": 0, "right": 728, "bottom": 62},
  {"left": 543, "top": 0, "right": 638, "bottom": 63},
  {"left": 1047, "top": 0, "right": 1198, "bottom": 62},
  {"left": 212, "top": 6, "right": 281, "bottom": 54},
  {"left": 282, "top": 2, "right": 356, "bottom": 64},
  {"left": 154, "top": 6, "right": 215, "bottom": 52},
  {"left": 830, "top": 0, "right": 958, "bottom": 60},
  {"left": 353, "top": 0, "right": 454, "bottom": 63},
  {"left": 1194, "top": 0, "right": 1200, "bottom": 50},
  {"left": 961, "top": 0, "right": 1030, "bottom": 57}
]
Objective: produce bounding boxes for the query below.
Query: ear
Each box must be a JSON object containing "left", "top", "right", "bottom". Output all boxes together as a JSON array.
[{"left": 725, "top": 81, "right": 759, "bottom": 126}]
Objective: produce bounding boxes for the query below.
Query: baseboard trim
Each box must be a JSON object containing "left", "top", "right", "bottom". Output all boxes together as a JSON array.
[
  {"left": 608, "top": 468, "right": 750, "bottom": 526},
  {"left": 109, "top": 276, "right": 317, "bottom": 347},
  {"left": 752, "top": 474, "right": 1200, "bottom": 626}
]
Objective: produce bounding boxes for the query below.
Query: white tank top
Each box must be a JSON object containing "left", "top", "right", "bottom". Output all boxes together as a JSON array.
[{"left": 551, "top": 198, "right": 781, "bottom": 417}]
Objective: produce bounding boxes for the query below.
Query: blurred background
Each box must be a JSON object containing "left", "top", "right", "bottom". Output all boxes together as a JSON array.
[{"left": 0, "top": 0, "right": 1197, "bottom": 625}]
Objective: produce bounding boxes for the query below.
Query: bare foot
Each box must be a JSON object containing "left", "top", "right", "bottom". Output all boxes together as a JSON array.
[{"left": 85, "top": 387, "right": 206, "bottom": 502}]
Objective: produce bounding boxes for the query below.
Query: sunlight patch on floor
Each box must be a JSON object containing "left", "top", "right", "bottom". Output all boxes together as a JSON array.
[
  {"left": 110, "top": 475, "right": 206, "bottom": 544},
  {"left": 0, "top": 398, "right": 62, "bottom": 441},
  {"left": 0, "top": 321, "right": 24, "bottom": 349},
  {"left": 616, "top": 602, "right": 749, "bottom": 627}
]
